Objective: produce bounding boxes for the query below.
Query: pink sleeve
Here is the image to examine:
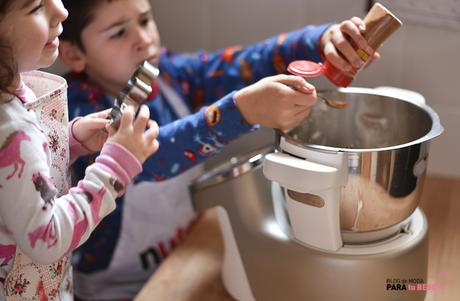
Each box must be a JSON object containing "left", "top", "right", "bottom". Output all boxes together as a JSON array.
[
  {"left": 0, "top": 103, "right": 144, "bottom": 264},
  {"left": 94, "top": 141, "right": 142, "bottom": 196},
  {"left": 68, "top": 116, "right": 142, "bottom": 192}
]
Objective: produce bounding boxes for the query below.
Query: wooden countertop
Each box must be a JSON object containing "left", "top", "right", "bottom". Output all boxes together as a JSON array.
[
  {"left": 135, "top": 175, "right": 460, "bottom": 301},
  {"left": 134, "top": 209, "right": 234, "bottom": 301},
  {"left": 420, "top": 176, "right": 460, "bottom": 301}
]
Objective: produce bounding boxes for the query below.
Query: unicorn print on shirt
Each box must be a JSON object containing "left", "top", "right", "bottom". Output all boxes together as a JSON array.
[
  {"left": 32, "top": 172, "right": 58, "bottom": 210},
  {"left": 0, "top": 130, "right": 31, "bottom": 188}
]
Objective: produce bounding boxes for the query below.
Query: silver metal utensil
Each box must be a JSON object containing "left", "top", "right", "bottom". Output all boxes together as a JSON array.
[{"left": 109, "top": 61, "right": 160, "bottom": 129}]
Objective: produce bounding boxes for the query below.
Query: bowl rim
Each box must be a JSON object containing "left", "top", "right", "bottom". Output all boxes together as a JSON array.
[{"left": 277, "top": 87, "right": 444, "bottom": 153}]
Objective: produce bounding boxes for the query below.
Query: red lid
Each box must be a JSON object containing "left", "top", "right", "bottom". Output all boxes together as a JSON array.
[
  {"left": 287, "top": 60, "right": 324, "bottom": 77},
  {"left": 288, "top": 60, "right": 354, "bottom": 87}
]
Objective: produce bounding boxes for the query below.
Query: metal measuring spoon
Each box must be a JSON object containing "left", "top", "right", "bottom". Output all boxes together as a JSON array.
[
  {"left": 287, "top": 60, "right": 350, "bottom": 109},
  {"left": 317, "top": 94, "right": 350, "bottom": 109}
]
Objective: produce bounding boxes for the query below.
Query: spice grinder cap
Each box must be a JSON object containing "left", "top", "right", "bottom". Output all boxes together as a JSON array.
[
  {"left": 287, "top": 60, "right": 353, "bottom": 87},
  {"left": 287, "top": 60, "right": 324, "bottom": 77}
]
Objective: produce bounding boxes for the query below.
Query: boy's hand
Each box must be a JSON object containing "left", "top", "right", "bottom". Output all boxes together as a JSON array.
[
  {"left": 319, "top": 17, "right": 380, "bottom": 73},
  {"left": 234, "top": 74, "right": 317, "bottom": 131},
  {"left": 72, "top": 109, "right": 111, "bottom": 152},
  {"left": 107, "top": 105, "right": 159, "bottom": 164}
]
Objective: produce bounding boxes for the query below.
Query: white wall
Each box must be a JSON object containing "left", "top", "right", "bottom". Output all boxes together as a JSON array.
[
  {"left": 356, "top": 23, "right": 460, "bottom": 178},
  {"left": 150, "top": 0, "right": 460, "bottom": 178},
  {"left": 151, "top": 0, "right": 364, "bottom": 52}
]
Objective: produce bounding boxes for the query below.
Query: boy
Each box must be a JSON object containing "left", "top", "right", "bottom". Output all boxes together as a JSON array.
[{"left": 59, "top": 0, "right": 377, "bottom": 299}]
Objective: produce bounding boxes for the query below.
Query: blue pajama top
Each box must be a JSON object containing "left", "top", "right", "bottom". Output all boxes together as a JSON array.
[{"left": 66, "top": 24, "right": 329, "bottom": 273}]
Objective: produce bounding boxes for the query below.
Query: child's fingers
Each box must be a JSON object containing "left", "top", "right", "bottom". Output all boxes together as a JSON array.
[
  {"left": 153, "top": 139, "right": 160, "bottom": 152},
  {"left": 87, "top": 108, "right": 112, "bottom": 119},
  {"left": 133, "top": 105, "right": 150, "bottom": 133},
  {"left": 272, "top": 75, "right": 318, "bottom": 107},
  {"left": 274, "top": 75, "right": 315, "bottom": 94},
  {"left": 149, "top": 139, "right": 160, "bottom": 154},
  {"left": 350, "top": 16, "right": 366, "bottom": 33},
  {"left": 105, "top": 122, "right": 116, "bottom": 136},
  {"left": 288, "top": 107, "right": 312, "bottom": 129},
  {"left": 294, "top": 104, "right": 312, "bottom": 115},
  {"left": 330, "top": 31, "right": 363, "bottom": 69},
  {"left": 295, "top": 106, "right": 312, "bottom": 119},
  {"left": 118, "top": 105, "right": 135, "bottom": 131},
  {"left": 340, "top": 19, "right": 372, "bottom": 54},
  {"left": 145, "top": 120, "right": 159, "bottom": 140},
  {"left": 146, "top": 120, "right": 159, "bottom": 134},
  {"left": 323, "top": 40, "right": 350, "bottom": 72},
  {"left": 83, "top": 118, "right": 111, "bottom": 130}
]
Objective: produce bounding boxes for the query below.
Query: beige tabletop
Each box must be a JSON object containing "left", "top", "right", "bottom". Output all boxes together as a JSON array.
[
  {"left": 134, "top": 209, "right": 234, "bottom": 301},
  {"left": 135, "top": 175, "right": 460, "bottom": 301}
]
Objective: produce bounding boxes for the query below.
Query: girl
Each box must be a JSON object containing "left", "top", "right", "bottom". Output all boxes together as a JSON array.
[{"left": 0, "top": 0, "right": 159, "bottom": 300}]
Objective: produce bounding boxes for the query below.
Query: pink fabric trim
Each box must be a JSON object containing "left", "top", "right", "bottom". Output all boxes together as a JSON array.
[
  {"left": 68, "top": 117, "right": 93, "bottom": 161},
  {"left": 95, "top": 142, "right": 142, "bottom": 186},
  {"left": 95, "top": 156, "right": 130, "bottom": 187},
  {"left": 14, "top": 81, "right": 37, "bottom": 104}
]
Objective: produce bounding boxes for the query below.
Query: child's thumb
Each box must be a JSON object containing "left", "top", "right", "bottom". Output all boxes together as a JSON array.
[
  {"left": 276, "top": 75, "right": 315, "bottom": 95},
  {"left": 85, "top": 118, "right": 111, "bottom": 130}
]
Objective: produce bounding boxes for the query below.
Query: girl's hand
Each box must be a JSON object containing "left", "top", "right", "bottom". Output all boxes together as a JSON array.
[
  {"left": 234, "top": 74, "right": 317, "bottom": 131},
  {"left": 319, "top": 17, "right": 380, "bottom": 73},
  {"left": 72, "top": 109, "right": 111, "bottom": 152},
  {"left": 107, "top": 105, "right": 159, "bottom": 164}
]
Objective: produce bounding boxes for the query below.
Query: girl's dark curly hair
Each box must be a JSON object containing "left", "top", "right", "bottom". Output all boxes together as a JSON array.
[{"left": 0, "top": 0, "right": 17, "bottom": 95}]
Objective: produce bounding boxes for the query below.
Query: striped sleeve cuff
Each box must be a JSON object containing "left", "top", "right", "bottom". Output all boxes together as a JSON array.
[{"left": 95, "top": 141, "right": 142, "bottom": 189}]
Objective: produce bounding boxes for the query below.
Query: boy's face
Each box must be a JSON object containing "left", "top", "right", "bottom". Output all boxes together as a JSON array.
[{"left": 79, "top": 0, "right": 160, "bottom": 95}]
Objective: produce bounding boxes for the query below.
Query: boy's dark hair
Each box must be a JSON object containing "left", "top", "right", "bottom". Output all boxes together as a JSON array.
[
  {"left": 0, "top": 0, "right": 17, "bottom": 94},
  {"left": 0, "top": 0, "right": 12, "bottom": 15},
  {"left": 61, "top": 0, "right": 113, "bottom": 51}
]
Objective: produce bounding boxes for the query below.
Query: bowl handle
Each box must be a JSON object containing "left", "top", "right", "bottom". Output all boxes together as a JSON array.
[{"left": 263, "top": 152, "right": 346, "bottom": 251}]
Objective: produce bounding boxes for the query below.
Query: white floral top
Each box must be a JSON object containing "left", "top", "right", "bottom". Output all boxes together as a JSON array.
[{"left": 0, "top": 71, "right": 142, "bottom": 300}]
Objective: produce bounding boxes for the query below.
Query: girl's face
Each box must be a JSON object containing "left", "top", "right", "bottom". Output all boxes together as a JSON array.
[
  {"left": 79, "top": 0, "right": 161, "bottom": 96},
  {"left": 0, "top": 0, "right": 68, "bottom": 79}
]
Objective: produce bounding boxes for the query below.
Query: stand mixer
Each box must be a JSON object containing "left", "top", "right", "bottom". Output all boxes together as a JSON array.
[{"left": 191, "top": 87, "right": 443, "bottom": 301}]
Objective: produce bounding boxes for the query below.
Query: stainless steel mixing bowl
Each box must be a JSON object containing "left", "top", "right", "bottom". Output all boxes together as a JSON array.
[{"left": 276, "top": 88, "right": 443, "bottom": 232}]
